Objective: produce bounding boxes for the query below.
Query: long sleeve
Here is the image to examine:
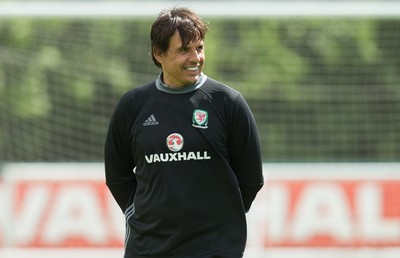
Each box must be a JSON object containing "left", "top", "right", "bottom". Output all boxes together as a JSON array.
[
  {"left": 104, "top": 95, "right": 137, "bottom": 212},
  {"left": 228, "top": 93, "right": 264, "bottom": 212}
]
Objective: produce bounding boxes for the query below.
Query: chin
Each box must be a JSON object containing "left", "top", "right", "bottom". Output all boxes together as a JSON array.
[
  {"left": 189, "top": 77, "right": 199, "bottom": 84},
  {"left": 185, "top": 75, "right": 199, "bottom": 82}
]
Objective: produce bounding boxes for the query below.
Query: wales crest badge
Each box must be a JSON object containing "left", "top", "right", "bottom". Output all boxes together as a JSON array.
[{"left": 192, "top": 109, "right": 208, "bottom": 129}]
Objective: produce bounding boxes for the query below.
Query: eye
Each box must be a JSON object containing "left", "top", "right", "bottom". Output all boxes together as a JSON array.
[{"left": 178, "top": 47, "right": 189, "bottom": 53}]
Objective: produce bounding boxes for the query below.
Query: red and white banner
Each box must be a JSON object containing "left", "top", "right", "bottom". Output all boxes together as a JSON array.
[
  {"left": 247, "top": 179, "right": 400, "bottom": 248},
  {"left": 0, "top": 163, "right": 124, "bottom": 248},
  {"left": 0, "top": 163, "right": 399, "bottom": 257}
]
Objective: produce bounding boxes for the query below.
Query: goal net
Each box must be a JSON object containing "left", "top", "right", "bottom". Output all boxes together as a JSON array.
[{"left": 1, "top": 1, "right": 400, "bottom": 162}]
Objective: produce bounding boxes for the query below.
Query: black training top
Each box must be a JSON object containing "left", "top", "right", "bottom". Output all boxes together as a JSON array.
[{"left": 104, "top": 74, "right": 264, "bottom": 258}]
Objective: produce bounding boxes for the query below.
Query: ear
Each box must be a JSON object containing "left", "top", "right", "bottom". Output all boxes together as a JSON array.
[{"left": 153, "top": 47, "right": 164, "bottom": 65}]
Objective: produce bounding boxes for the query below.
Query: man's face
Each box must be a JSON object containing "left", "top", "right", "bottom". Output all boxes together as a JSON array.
[{"left": 155, "top": 30, "right": 205, "bottom": 89}]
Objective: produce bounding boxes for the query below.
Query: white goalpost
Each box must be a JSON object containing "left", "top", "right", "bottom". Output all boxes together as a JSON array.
[{"left": 0, "top": 1, "right": 400, "bottom": 18}]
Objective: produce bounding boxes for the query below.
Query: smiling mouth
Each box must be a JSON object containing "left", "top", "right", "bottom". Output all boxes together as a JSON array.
[{"left": 184, "top": 66, "right": 199, "bottom": 71}]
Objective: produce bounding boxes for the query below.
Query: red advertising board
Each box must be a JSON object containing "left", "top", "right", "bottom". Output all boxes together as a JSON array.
[
  {"left": 247, "top": 179, "right": 400, "bottom": 249},
  {"left": 0, "top": 163, "right": 399, "bottom": 253},
  {"left": 9, "top": 180, "right": 123, "bottom": 247},
  {"left": 0, "top": 163, "right": 124, "bottom": 248}
]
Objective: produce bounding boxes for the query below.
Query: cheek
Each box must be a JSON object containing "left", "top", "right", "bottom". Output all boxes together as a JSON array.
[{"left": 201, "top": 53, "right": 206, "bottom": 62}]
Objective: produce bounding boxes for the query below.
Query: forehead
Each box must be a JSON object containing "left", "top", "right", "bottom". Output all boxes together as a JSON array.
[{"left": 169, "top": 30, "right": 204, "bottom": 49}]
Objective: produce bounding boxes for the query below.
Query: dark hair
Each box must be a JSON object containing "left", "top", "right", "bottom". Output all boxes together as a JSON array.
[{"left": 150, "top": 7, "right": 209, "bottom": 68}]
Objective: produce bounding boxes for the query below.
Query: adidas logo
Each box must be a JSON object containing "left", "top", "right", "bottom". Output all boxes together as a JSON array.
[{"left": 143, "top": 114, "right": 159, "bottom": 126}]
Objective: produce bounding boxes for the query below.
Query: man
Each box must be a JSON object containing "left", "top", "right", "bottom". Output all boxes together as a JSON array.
[{"left": 104, "top": 6, "right": 264, "bottom": 258}]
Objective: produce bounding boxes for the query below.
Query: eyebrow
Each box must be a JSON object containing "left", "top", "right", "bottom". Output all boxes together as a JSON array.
[{"left": 177, "top": 43, "right": 200, "bottom": 51}]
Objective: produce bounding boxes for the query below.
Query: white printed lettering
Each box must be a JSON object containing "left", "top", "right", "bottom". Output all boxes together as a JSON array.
[
  {"left": 145, "top": 155, "right": 153, "bottom": 163},
  {"left": 187, "top": 152, "right": 196, "bottom": 160},
  {"left": 160, "top": 153, "right": 169, "bottom": 162},
  {"left": 153, "top": 154, "right": 160, "bottom": 163},
  {"left": 357, "top": 183, "right": 400, "bottom": 241},
  {"left": 291, "top": 183, "right": 353, "bottom": 241},
  {"left": 178, "top": 152, "right": 187, "bottom": 160},
  {"left": 169, "top": 153, "right": 178, "bottom": 161},
  {"left": 42, "top": 186, "right": 107, "bottom": 244},
  {"left": 144, "top": 151, "right": 211, "bottom": 164},
  {"left": 196, "top": 151, "right": 204, "bottom": 160}
]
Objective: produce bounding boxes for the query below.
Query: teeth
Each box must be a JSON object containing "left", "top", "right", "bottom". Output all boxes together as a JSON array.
[{"left": 186, "top": 67, "right": 198, "bottom": 71}]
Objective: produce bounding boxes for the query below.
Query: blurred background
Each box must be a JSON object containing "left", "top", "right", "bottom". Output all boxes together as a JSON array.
[{"left": 0, "top": 1, "right": 399, "bottom": 257}]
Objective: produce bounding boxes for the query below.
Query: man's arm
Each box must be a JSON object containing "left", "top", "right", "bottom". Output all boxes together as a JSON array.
[
  {"left": 104, "top": 95, "right": 137, "bottom": 212},
  {"left": 228, "top": 93, "right": 264, "bottom": 212}
]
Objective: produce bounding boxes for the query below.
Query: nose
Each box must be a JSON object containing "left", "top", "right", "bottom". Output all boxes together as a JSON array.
[{"left": 189, "top": 49, "right": 201, "bottom": 63}]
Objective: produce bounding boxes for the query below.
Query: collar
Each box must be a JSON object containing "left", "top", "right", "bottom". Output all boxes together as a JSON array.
[{"left": 155, "top": 72, "right": 207, "bottom": 94}]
